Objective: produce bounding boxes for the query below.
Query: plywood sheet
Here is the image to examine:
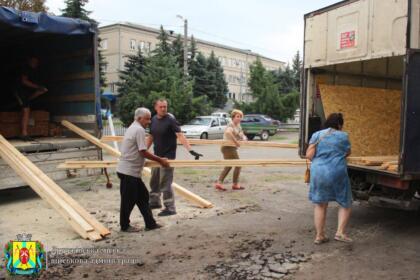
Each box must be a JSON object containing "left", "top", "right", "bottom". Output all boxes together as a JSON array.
[{"left": 319, "top": 84, "right": 401, "bottom": 156}]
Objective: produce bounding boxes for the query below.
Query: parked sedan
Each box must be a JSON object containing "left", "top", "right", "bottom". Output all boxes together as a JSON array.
[
  {"left": 241, "top": 114, "right": 279, "bottom": 141},
  {"left": 181, "top": 116, "right": 228, "bottom": 139}
]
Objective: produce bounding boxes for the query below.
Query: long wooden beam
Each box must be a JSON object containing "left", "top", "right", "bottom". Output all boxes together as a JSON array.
[
  {"left": 101, "top": 135, "right": 298, "bottom": 149},
  {"left": 62, "top": 120, "right": 121, "bottom": 157},
  {"left": 58, "top": 159, "right": 306, "bottom": 169},
  {"left": 0, "top": 135, "right": 104, "bottom": 241},
  {"left": 61, "top": 121, "right": 213, "bottom": 208}
]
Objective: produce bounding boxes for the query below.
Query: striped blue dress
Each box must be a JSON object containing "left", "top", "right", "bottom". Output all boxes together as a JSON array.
[{"left": 309, "top": 128, "right": 352, "bottom": 208}]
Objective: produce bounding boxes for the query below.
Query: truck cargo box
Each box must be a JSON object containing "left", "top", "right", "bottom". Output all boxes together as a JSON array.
[
  {"left": 300, "top": 0, "right": 420, "bottom": 209},
  {"left": 0, "top": 7, "right": 102, "bottom": 190}
]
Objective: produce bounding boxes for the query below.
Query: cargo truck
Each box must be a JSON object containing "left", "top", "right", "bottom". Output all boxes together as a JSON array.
[
  {"left": 300, "top": 0, "right": 420, "bottom": 210},
  {"left": 0, "top": 7, "right": 102, "bottom": 190}
]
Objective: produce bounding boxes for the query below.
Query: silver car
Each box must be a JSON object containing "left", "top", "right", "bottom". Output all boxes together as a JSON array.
[{"left": 181, "top": 116, "right": 228, "bottom": 139}]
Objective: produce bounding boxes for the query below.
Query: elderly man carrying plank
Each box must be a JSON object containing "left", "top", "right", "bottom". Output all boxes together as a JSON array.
[{"left": 117, "top": 107, "right": 169, "bottom": 232}]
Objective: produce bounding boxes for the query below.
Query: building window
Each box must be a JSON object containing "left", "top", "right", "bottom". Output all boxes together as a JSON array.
[
  {"left": 129, "top": 39, "right": 136, "bottom": 50},
  {"left": 110, "top": 82, "right": 116, "bottom": 92},
  {"left": 100, "top": 39, "right": 108, "bottom": 50},
  {"left": 139, "top": 41, "right": 145, "bottom": 51}
]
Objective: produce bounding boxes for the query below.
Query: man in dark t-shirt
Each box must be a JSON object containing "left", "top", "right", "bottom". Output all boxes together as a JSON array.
[
  {"left": 16, "top": 57, "right": 48, "bottom": 141},
  {"left": 147, "top": 99, "right": 203, "bottom": 216}
]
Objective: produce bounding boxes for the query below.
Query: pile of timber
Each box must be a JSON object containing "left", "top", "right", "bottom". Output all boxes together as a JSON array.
[
  {"left": 0, "top": 135, "right": 109, "bottom": 241},
  {"left": 347, "top": 156, "right": 398, "bottom": 172},
  {"left": 101, "top": 135, "right": 298, "bottom": 149},
  {"left": 61, "top": 120, "right": 214, "bottom": 209},
  {"left": 0, "top": 111, "right": 52, "bottom": 138},
  {"left": 58, "top": 159, "right": 306, "bottom": 169}
]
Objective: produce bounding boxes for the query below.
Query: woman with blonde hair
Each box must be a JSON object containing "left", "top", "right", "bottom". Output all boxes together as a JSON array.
[{"left": 215, "top": 109, "right": 247, "bottom": 191}]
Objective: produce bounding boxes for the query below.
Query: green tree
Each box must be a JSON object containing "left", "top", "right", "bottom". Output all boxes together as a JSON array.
[
  {"left": 117, "top": 49, "right": 145, "bottom": 97},
  {"left": 117, "top": 26, "right": 211, "bottom": 126},
  {"left": 291, "top": 50, "right": 302, "bottom": 90},
  {"left": 61, "top": 0, "right": 91, "bottom": 21},
  {"left": 0, "top": 0, "right": 48, "bottom": 12},
  {"left": 274, "top": 64, "right": 295, "bottom": 94},
  {"left": 207, "top": 51, "right": 228, "bottom": 108},
  {"left": 189, "top": 35, "right": 198, "bottom": 61},
  {"left": 154, "top": 26, "right": 172, "bottom": 56},
  {"left": 171, "top": 34, "right": 184, "bottom": 68},
  {"left": 190, "top": 52, "right": 211, "bottom": 98},
  {"left": 235, "top": 57, "right": 299, "bottom": 122}
]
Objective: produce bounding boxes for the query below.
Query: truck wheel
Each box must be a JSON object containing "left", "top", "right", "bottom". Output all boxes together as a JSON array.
[
  {"left": 246, "top": 134, "right": 255, "bottom": 140},
  {"left": 260, "top": 130, "right": 270, "bottom": 141},
  {"left": 200, "top": 132, "right": 208, "bottom": 139}
]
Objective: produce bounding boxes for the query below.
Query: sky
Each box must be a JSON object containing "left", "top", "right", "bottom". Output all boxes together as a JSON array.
[{"left": 46, "top": 0, "right": 338, "bottom": 63}]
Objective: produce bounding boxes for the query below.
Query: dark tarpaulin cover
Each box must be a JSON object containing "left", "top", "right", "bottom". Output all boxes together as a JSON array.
[
  {"left": 0, "top": 6, "right": 102, "bottom": 128},
  {"left": 0, "top": 6, "right": 94, "bottom": 35}
]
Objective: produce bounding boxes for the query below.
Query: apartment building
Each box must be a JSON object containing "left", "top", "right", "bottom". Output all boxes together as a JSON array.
[{"left": 99, "top": 22, "right": 285, "bottom": 102}]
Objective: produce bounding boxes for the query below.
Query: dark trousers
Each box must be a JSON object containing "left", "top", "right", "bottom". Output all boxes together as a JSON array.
[{"left": 117, "top": 172, "right": 156, "bottom": 230}]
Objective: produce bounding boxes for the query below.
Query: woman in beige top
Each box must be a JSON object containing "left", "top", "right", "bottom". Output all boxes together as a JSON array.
[{"left": 215, "top": 109, "right": 247, "bottom": 191}]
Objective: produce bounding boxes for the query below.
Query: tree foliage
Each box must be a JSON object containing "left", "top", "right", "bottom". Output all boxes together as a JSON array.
[
  {"left": 0, "top": 0, "right": 48, "bottom": 12},
  {"left": 117, "top": 26, "right": 229, "bottom": 126},
  {"left": 117, "top": 26, "right": 211, "bottom": 126},
  {"left": 61, "top": 0, "right": 91, "bottom": 21},
  {"left": 235, "top": 57, "right": 300, "bottom": 122}
]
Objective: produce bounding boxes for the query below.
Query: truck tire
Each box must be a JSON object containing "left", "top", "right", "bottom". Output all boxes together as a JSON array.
[
  {"left": 246, "top": 134, "right": 255, "bottom": 140},
  {"left": 200, "top": 132, "right": 208, "bottom": 139},
  {"left": 260, "top": 130, "right": 270, "bottom": 141}
]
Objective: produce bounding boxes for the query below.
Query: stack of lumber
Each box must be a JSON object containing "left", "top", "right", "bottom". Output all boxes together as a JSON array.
[
  {"left": 0, "top": 110, "right": 50, "bottom": 138},
  {"left": 348, "top": 156, "right": 398, "bottom": 171},
  {"left": 0, "top": 111, "right": 20, "bottom": 138},
  {"left": 58, "top": 159, "right": 307, "bottom": 169},
  {"left": 61, "top": 120, "right": 214, "bottom": 209},
  {"left": 28, "top": 110, "right": 50, "bottom": 137},
  {"left": 100, "top": 136, "right": 298, "bottom": 149},
  {"left": 0, "top": 134, "right": 109, "bottom": 241}
]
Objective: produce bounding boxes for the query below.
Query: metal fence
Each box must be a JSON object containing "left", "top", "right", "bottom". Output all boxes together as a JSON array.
[{"left": 102, "top": 124, "right": 127, "bottom": 136}]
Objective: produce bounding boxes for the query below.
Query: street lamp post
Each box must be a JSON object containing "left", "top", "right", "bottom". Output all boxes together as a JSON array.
[{"left": 177, "top": 15, "right": 188, "bottom": 78}]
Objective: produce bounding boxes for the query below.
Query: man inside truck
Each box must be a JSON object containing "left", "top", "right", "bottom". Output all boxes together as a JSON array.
[{"left": 15, "top": 56, "right": 48, "bottom": 141}]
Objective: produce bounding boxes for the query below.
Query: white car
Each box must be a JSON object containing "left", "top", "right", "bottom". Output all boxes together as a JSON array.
[
  {"left": 212, "top": 112, "right": 231, "bottom": 123},
  {"left": 181, "top": 116, "right": 228, "bottom": 139}
]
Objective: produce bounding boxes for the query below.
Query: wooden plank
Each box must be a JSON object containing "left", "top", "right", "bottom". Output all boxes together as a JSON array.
[
  {"left": 50, "top": 72, "right": 95, "bottom": 82},
  {"left": 62, "top": 120, "right": 120, "bottom": 157},
  {"left": 347, "top": 156, "right": 398, "bottom": 166},
  {"left": 62, "top": 120, "right": 214, "bottom": 208},
  {"left": 46, "top": 93, "right": 95, "bottom": 103},
  {"left": 0, "top": 136, "right": 94, "bottom": 239},
  {"left": 387, "top": 164, "right": 399, "bottom": 172},
  {"left": 101, "top": 136, "right": 298, "bottom": 149},
  {"left": 47, "top": 49, "right": 93, "bottom": 60},
  {"left": 58, "top": 159, "right": 306, "bottom": 169},
  {"left": 53, "top": 115, "right": 97, "bottom": 124},
  {"left": 0, "top": 135, "right": 109, "bottom": 238}
]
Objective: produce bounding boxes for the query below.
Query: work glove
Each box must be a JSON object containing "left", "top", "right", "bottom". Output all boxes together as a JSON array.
[{"left": 189, "top": 150, "right": 203, "bottom": 160}]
